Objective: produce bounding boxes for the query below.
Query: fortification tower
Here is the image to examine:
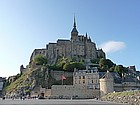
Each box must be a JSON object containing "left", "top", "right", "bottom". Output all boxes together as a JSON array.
[{"left": 99, "top": 71, "right": 114, "bottom": 96}]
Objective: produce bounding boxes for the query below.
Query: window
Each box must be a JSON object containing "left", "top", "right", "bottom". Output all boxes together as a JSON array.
[
  {"left": 96, "top": 80, "right": 98, "bottom": 83},
  {"left": 83, "top": 76, "right": 85, "bottom": 79},
  {"left": 83, "top": 80, "right": 85, "bottom": 84}
]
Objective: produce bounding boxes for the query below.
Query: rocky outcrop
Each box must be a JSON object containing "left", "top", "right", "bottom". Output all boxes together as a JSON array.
[
  {"left": 4, "top": 65, "right": 73, "bottom": 97},
  {"left": 101, "top": 91, "right": 140, "bottom": 105}
]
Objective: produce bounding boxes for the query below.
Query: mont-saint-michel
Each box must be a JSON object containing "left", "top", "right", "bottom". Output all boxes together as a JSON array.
[{"left": 1, "top": 17, "right": 140, "bottom": 105}]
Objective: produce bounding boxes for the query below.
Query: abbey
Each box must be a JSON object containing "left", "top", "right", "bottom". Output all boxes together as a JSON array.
[{"left": 30, "top": 17, "right": 106, "bottom": 64}]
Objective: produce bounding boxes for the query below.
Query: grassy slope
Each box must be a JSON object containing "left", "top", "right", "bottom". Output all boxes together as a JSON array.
[
  {"left": 101, "top": 90, "right": 140, "bottom": 104},
  {"left": 5, "top": 67, "right": 73, "bottom": 94}
]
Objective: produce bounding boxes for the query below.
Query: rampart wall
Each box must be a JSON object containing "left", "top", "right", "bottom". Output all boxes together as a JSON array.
[{"left": 51, "top": 85, "right": 100, "bottom": 99}]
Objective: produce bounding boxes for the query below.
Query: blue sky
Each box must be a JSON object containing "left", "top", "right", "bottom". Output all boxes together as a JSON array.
[{"left": 0, "top": 0, "right": 140, "bottom": 77}]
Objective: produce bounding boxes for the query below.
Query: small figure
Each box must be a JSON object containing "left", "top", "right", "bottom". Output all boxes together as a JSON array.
[{"left": 2, "top": 96, "right": 5, "bottom": 100}]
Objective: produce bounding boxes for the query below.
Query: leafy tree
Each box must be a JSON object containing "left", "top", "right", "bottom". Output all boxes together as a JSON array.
[
  {"left": 91, "top": 58, "right": 100, "bottom": 64},
  {"left": 48, "top": 64, "right": 64, "bottom": 71},
  {"left": 106, "top": 59, "right": 115, "bottom": 69},
  {"left": 98, "top": 58, "right": 115, "bottom": 71},
  {"left": 72, "top": 57, "right": 77, "bottom": 62},
  {"left": 63, "top": 62, "right": 85, "bottom": 72},
  {"left": 109, "top": 66, "right": 115, "bottom": 72},
  {"left": 56, "top": 57, "right": 73, "bottom": 68},
  {"left": 33, "top": 54, "right": 48, "bottom": 66},
  {"left": 114, "top": 65, "right": 126, "bottom": 77},
  {"left": 99, "top": 58, "right": 106, "bottom": 68},
  {"left": 114, "top": 65, "right": 123, "bottom": 73}
]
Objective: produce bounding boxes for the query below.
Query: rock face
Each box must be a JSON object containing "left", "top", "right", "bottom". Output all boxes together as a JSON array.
[
  {"left": 4, "top": 65, "right": 73, "bottom": 98},
  {"left": 101, "top": 91, "right": 140, "bottom": 105}
]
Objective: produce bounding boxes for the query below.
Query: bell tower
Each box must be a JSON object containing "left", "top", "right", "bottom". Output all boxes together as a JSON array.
[{"left": 71, "top": 16, "right": 78, "bottom": 41}]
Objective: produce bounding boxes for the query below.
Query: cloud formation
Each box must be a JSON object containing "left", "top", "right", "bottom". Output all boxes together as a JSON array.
[{"left": 99, "top": 41, "right": 126, "bottom": 53}]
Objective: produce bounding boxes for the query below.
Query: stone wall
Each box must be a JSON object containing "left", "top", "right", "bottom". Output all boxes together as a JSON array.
[
  {"left": 44, "top": 89, "right": 51, "bottom": 98},
  {"left": 114, "top": 82, "right": 140, "bottom": 92},
  {"left": 0, "top": 82, "right": 4, "bottom": 91},
  {"left": 122, "top": 82, "right": 140, "bottom": 91},
  {"left": 31, "top": 86, "right": 51, "bottom": 98},
  {"left": 30, "top": 49, "right": 47, "bottom": 62},
  {"left": 51, "top": 85, "right": 100, "bottom": 99},
  {"left": 50, "top": 70, "right": 73, "bottom": 81},
  {"left": 114, "top": 84, "right": 123, "bottom": 92}
]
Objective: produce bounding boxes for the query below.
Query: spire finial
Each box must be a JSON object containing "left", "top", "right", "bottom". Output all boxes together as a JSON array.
[{"left": 74, "top": 15, "right": 76, "bottom": 28}]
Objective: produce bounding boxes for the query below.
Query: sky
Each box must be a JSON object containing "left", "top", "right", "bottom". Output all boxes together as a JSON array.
[{"left": 0, "top": 0, "right": 140, "bottom": 78}]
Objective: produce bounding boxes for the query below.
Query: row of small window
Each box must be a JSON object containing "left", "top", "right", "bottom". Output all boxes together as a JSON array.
[
  {"left": 75, "top": 80, "right": 98, "bottom": 84},
  {"left": 35, "top": 51, "right": 46, "bottom": 55},
  {"left": 76, "top": 76, "right": 98, "bottom": 79},
  {"left": 75, "top": 80, "right": 85, "bottom": 84},
  {"left": 79, "top": 76, "right": 85, "bottom": 79}
]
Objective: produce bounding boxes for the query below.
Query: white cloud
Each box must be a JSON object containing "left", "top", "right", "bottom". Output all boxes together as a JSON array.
[{"left": 99, "top": 41, "right": 126, "bottom": 53}]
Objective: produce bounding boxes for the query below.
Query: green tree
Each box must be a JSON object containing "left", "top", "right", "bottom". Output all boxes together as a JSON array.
[
  {"left": 99, "top": 58, "right": 106, "bottom": 68},
  {"left": 33, "top": 54, "right": 48, "bottom": 66},
  {"left": 99, "top": 58, "right": 115, "bottom": 72},
  {"left": 106, "top": 59, "right": 115, "bottom": 69},
  {"left": 91, "top": 58, "right": 100, "bottom": 64},
  {"left": 114, "top": 65, "right": 126, "bottom": 77},
  {"left": 109, "top": 66, "right": 115, "bottom": 72},
  {"left": 63, "top": 62, "right": 85, "bottom": 72},
  {"left": 56, "top": 57, "right": 73, "bottom": 68}
]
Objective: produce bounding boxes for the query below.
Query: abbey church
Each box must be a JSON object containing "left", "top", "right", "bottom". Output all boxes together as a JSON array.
[{"left": 30, "top": 17, "right": 106, "bottom": 64}]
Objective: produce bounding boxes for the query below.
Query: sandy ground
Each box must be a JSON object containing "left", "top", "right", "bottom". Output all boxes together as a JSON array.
[{"left": 0, "top": 98, "right": 124, "bottom": 105}]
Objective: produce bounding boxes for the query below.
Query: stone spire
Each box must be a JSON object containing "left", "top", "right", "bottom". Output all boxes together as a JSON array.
[
  {"left": 71, "top": 16, "right": 78, "bottom": 33},
  {"left": 74, "top": 16, "right": 76, "bottom": 28},
  {"left": 71, "top": 16, "right": 78, "bottom": 40}
]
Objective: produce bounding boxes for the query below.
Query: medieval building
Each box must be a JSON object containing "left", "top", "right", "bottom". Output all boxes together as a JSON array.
[
  {"left": 50, "top": 66, "right": 140, "bottom": 99},
  {"left": 0, "top": 77, "right": 6, "bottom": 97},
  {"left": 30, "top": 17, "right": 106, "bottom": 64}
]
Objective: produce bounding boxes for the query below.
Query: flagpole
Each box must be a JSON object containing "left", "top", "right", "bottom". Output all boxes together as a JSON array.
[
  {"left": 62, "top": 78, "right": 63, "bottom": 85},
  {"left": 61, "top": 75, "right": 66, "bottom": 85}
]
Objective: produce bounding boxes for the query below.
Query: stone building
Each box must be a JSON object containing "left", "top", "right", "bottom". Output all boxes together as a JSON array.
[
  {"left": 73, "top": 67, "right": 99, "bottom": 89},
  {"left": 0, "top": 77, "right": 6, "bottom": 97},
  {"left": 51, "top": 67, "right": 140, "bottom": 99},
  {"left": 51, "top": 68, "right": 100, "bottom": 99},
  {"left": 99, "top": 71, "right": 114, "bottom": 96},
  {"left": 30, "top": 17, "right": 106, "bottom": 65}
]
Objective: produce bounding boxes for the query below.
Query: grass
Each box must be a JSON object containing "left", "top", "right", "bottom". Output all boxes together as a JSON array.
[
  {"left": 102, "top": 90, "right": 140, "bottom": 99},
  {"left": 5, "top": 65, "right": 73, "bottom": 94},
  {"left": 5, "top": 73, "right": 28, "bottom": 93}
]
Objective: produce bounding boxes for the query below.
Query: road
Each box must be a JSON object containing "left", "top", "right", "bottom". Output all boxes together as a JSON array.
[{"left": 0, "top": 99, "right": 123, "bottom": 105}]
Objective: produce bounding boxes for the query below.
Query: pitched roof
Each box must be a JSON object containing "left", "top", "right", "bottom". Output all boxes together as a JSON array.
[{"left": 100, "top": 71, "right": 113, "bottom": 79}]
